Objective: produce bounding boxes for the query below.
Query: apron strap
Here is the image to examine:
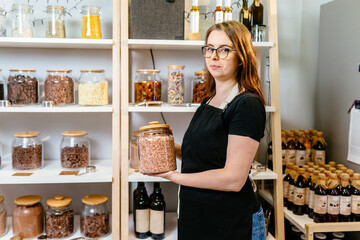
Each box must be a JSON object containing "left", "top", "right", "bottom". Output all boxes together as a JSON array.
[{"left": 219, "top": 84, "right": 239, "bottom": 111}]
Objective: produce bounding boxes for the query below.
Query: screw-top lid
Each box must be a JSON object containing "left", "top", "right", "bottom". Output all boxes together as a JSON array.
[
  {"left": 139, "top": 121, "right": 169, "bottom": 132},
  {"left": 80, "top": 69, "right": 105, "bottom": 73},
  {"left": 47, "top": 195, "right": 72, "bottom": 208},
  {"left": 62, "top": 131, "right": 88, "bottom": 137},
  {"left": 14, "top": 195, "right": 42, "bottom": 206},
  {"left": 0, "top": 196, "right": 4, "bottom": 203},
  {"left": 47, "top": 69, "right": 72, "bottom": 73},
  {"left": 168, "top": 65, "right": 185, "bottom": 69},
  {"left": 13, "top": 131, "right": 40, "bottom": 138},
  {"left": 81, "top": 194, "right": 108, "bottom": 205},
  {"left": 136, "top": 69, "right": 160, "bottom": 73}
]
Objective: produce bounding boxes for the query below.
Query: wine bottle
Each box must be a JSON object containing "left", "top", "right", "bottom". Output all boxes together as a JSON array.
[
  {"left": 150, "top": 185, "right": 166, "bottom": 239},
  {"left": 313, "top": 132, "right": 326, "bottom": 165},
  {"left": 295, "top": 134, "right": 306, "bottom": 167},
  {"left": 134, "top": 183, "right": 150, "bottom": 238},
  {"left": 267, "top": 141, "right": 272, "bottom": 170},
  {"left": 287, "top": 165, "right": 298, "bottom": 211},
  {"left": 308, "top": 170, "right": 319, "bottom": 218},
  {"left": 314, "top": 173, "right": 328, "bottom": 223},
  {"left": 150, "top": 182, "right": 160, "bottom": 202},
  {"left": 340, "top": 174, "right": 352, "bottom": 222},
  {"left": 286, "top": 132, "right": 296, "bottom": 165},
  {"left": 327, "top": 173, "right": 340, "bottom": 222},
  {"left": 351, "top": 173, "right": 360, "bottom": 221},
  {"left": 305, "top": 167, "right": 314, "bottom": 214},
  {"left": 283, "top": 163, "right": 293, "bottom": 207},
  {"left": 239, "top": 0, "right": 251, "bottom": 30},
  {"left": 250, "top": 0, "right": 263, "bottom": 26},
  {"left": 281, "top": 132, "right": 287, "bottom": 172},
  {"left": 293, "top": 168, "right": 307, "bottom": 215}
]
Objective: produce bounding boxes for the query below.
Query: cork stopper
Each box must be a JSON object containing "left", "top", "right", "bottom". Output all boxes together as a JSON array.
[
  {"left": 13, "top": 131, "right": 40, "bottom": 138},
  {"left": 14, "top": 195, "right": 42, "bottom": 206},
  {"left": 47, "top": 195, "right": 72, "bottom": 208},
  {"left": 81, "top": 194, "right": 108, "bottom": 205},
  {"left": 62, "top": 131, "right": 88, "bottom": 137},
  {"left": 0, "top": 196, "right": 4, "bottom": 203}
]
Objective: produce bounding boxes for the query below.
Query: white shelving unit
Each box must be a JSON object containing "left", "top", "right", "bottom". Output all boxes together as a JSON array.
[{"left": 0, "top": 105, "right": 113, "bottom": 113}]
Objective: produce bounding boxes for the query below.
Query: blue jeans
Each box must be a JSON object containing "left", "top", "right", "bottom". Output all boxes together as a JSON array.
[{"left": 252, "top": 207, "right": 267, "bottom": 240}]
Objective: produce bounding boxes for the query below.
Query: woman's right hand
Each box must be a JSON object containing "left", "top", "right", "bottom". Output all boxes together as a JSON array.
[{"left": 175, "top": 143, "right": 182, "bottom": 161}]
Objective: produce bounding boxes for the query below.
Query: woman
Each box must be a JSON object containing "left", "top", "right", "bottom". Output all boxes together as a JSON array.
[{"left": 154, "top": 21, "right": 266, "bottom": 239}]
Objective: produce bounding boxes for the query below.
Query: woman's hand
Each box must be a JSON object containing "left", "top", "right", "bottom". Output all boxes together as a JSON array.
[{"left": 143, "top": 171, "right": 180, "bottom": 183}]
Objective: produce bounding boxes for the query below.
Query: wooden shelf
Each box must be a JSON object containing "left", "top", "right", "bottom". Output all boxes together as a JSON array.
[
  {"left": 0, "top": 105, "right": 113, "bottom": 113},
  {"left": 0, "top": 160, "right": 112, "bottom": 184}
]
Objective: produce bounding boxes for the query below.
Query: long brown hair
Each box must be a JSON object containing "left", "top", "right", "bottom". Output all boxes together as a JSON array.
[{"left": 204, "top": 21, "right": 265, "bottom": 105}]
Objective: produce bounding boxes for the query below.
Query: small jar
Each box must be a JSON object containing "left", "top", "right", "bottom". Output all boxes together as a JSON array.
[
  {"left": 0, "top": 195, "right": 7, "bottom": 237},
  {"left": 168, "top": 65, "right": 185, "bottom": 104},
  {"left": 134, "top": 69, "right": 162, "bottom": 103},
  {"left": 45, "top": 195, "right": 74, "bottom": 239},
  {"left": 191, "top": 71, "right": 208, "bottom": 104},
  {"left": 7, "top": 69, "right": 38, "bottom": 105},
  {"left": 0, "top": 7, "right": 6, "bottom": 37},
  {"left": 138, "top": 121, "right": 176, "bottom": 174},
  {"left": 251, "top": 24, "right": 266, "bottom": 42},
  {"left": 12, "top": 131, "right": 43, "bottom": 171},
  {"left": 0, "top": 68, "right": 5, "bottom": 100},
  {"left": 81, "top": 6, "right": 102, "bottom": 39},
  {"left": 11, "top": 4, "right": 33, "bottom": 38},
  {"left": 45, "top": 70, "right": 74, "bottom": 105},
  {"left": 60, "top": 131, "right": 90, "bottom": 169},
  {"left": 78, "top": 69, "right": 108, "bottom": 106},
  {"left": 130, "top": 131, "right": 140, "bottom": 169},
  {"left": 12, "top": 195, "right": 44, "bottom": 239},
  {"left": 45, "top": 5, "right": 66, "bottom": 38},
  {"left": 81, "top": 194, "right": 110, "bottom": 239}
]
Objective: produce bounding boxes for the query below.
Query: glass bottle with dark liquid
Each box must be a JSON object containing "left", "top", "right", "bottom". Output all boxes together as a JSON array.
[
  {"left": 267, "top": 141, "right": 272, "bottom": 170},
  {"left": 293, "top": 168, "right": 307, "bottom": 215},
  {"left": 150, "top": 185, "right": 166, "bottom": 239},
  {"left": 286, "top": 132, "right": 296, "bottom": 166},
  {"left": 351, "top": 173, "right": 360, "bottom": 221},
  {"left": 134, "top": 183, "right": 150, "bottom": 238},
  {"left": 250, "top": 0, "right": 263, "bottom": 25},
  {"left": 240, "top": 0, "right": 251, "bottom": 30},
  {"left": 308, "top": 170, "right": 320, "bottom": 218},
  {"left": 340, "top": 173, "right": 352, "bottom": 222},
  {"left": 327, "top": 173, "right": 340, "bottom": 222},
  {"left": 314, "top": 173, "right": 328, "bottom": 222},
  {"left": 305, "top": 168, "right": 314, "bottom": 214},
  {"left": 287, "top": 165, "right": 298, "bottom": 211},
  {"left": 283, "top": 163, "right": 293, "bottom": 207},
  {"left": 295, "top": 134, "right": 306, "bottom": 167},
  {"left": 281, "top": 131, "right": 287, "bottom": 172},
  {"left": 313, "top": 132, "right": 326, "bottom": 165}
]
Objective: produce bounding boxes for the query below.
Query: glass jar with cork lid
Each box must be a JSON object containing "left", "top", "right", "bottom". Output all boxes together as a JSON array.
[
  {"left": 0, "top": 195, "right": 7, "bottom": 237},
  {"left": 78, "top": 69, "right": 108, "bottom": 106},
  {"left": 134, "top": 69, "right": 162, "bottom": 104},
  {"left": 45, "top": 69, "right": 74, "bottom": 105},
  {"left": 60, "top": 131, "right": 90, "bottom": 169},
  {"left": 191, "top": 71, "right": 208, "bottom": 104},
  {"left": 168, "top": 65, "right": 185, "bottom": 104},
  {"left": 7, "top": 69, "right": 38, "bottom": 105},
  {"left": 45, "top": 5, "right": 66, "bottom": 38}
]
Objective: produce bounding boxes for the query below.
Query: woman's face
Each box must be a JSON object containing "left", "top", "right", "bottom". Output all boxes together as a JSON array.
[{"left": 205, "top": 30, "right": 239, "bottom": 82}]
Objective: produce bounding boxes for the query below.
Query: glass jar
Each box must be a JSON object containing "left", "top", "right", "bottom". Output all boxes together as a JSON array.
[
  {"left": 46, "top": 195, "right": 74, "bottom": 239},
  {"left": 11, "top": 4, "right": 33, "bottom": 38},
  {"left": 7, "top": 69, "right": 38, "bottom": 105},
  {"left": 251, "top": 24, "right": 266, "bottom": 42},
  {"left": 45, "top": 70, "right": 74, "bottom": 105},
  {"left": 11, "top": 131, "right": 43, "bottom": 171},
  {"left": 0, "top": 68, "right": 5, "bottom": 100},
  {"left": 191, "top": 71, "right": 208, "bottom": 104},
  {"left": 130, "top": 131, "right": 140, "bottom": 169},
  {"left": 168, "top": 65, "right": 185, "bottom": 104},
  {"left": 81, "top": 194, "right": 110, "bottom": 239},
  {"left": 138, "top": 121, "right": 176, "bottom": 174},
  {"left": 12, "top": 195, "right": 44, "bottom": 239},
  {"left": 134, "top": 69, "right": 162, "bottom": 103},
  {"left": 60, "top": 131, "right": 90, "bottom": 169},
  {"left": 0, "top": 7, "right": 6, "bottom": 37},
  {"left": 78, "top": 69, "right": 108, "bottom": 106},
  {"left": 81, "top": 6, "right": 102, "bottom": 39},
  {"left": 0, "top": 195, "right": 7, "bottom": 237},
  {"left": 45, "top": 5, "right": 66, "bottom": 38}
]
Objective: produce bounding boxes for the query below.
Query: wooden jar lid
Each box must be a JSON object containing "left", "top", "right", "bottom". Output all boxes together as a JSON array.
[
  {"left": 62, "top": 131, "right": 88, "bottom": 137},
  {"left": 81, "top": 194, "right": 108, "bottom": 205},
  {"left": 0, "top": 195, "right": 4, "bottom": 203},
  {"left": 80, "top": 69, "right": 105, "bottom": 73},
  {"left": 14, "top": 195, "right": 42, "bottom": 206},
  {"left": 168, "top": 65, "right": 185, "bottom": 69},
  {"left": 13, "top": 131, "right": 40, "bottom": 138},
  {"left": 139, "top": 121, "right": 169, "bottom": 131},
  {"left": 136, "top": 69, "right": 160, "bottom": 73},
  {"left": 47, "top": 69, "right": 72, "bottom": 73},
  {"left": 47, "top": 195, "right": 72, "bottom": 208}
]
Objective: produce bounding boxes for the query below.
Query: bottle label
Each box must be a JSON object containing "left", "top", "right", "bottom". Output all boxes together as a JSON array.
[
  {"left": 305, "top": 187, "right": 310, "bottom": 205},
  {"left": 136, "top": 209, "right": 150, "bottom": 233},
  {"left": 150, "top": 209, "right": 164, "bottom": 234},
  {"left": 282, "top": 150, "right": 286, "bottom": 165},
  {"left": 283, "top": 181, "right": 289, "bottom": 198},
  {"left": 286, "top": 150, "right": 296, "bottom": 164},
  {"left": 215, "top": 11, "right": 224, "bottom": 24},
  {"left": 351, "top": 195, "right": 360, "bottom": 214},
  {"left": 190, "top": 12, "right": 200, "bottom": 33},
  {"left": 309, "top": 190, "right": 315, "bottom": 209},
  {"left": 327, "top": 196, "right": 340, "bottom": 214},
  {"left": 314, "top": 195, "right": 327, "bottom": 214},
  {"left": 295, "top": 150, "right": 306, "bottom": 166},
  {"left": 340, "top": 196, "right": 351, "bottom": 215},
  {"left": 294, "top": 187, "right": 305, "bottom": 206},
  {"left": 314, "top": 150, "right": 326, "bottom": 164},
  {"left": 224, "top": 12, "right": 232, "bottom": 21},
  {"left": 244, "top": 10, "right": 249, "bottom": 19},
  {"left": 305, "top": 149, "right": 312, "bottom": 163},
  {"left": 288, "top": 185, "right": 295, "bottom": 202}
]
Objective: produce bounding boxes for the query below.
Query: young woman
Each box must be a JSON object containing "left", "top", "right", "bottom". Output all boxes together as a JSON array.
[{"left": 152, "top": 21, "right": 266, "bottom": 239}]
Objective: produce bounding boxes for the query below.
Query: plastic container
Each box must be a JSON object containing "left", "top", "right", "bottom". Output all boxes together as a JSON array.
[
  {"left": 11, "top": 4, "right": 33, "bottom": 38},
  {"left": 191, "top": 71, "right": 207, "bottom": 103},
  {"left": 134, "top": 69, "right": 162, "bottom": 103},
  {"left": 130, "top": 131, "right": 140, "bottom": 169},
  {"left": 45, "top": 70, "right": 74, "bottom": 105},
  {"left": 0, "top": 7, "right": 6, "bottom": 37},
  {"left": 81, "top": 6, "right": 102, "bottom": 39},
  {"left": 7, "top": 69, "right": 38, "bottom": 104},
  {"left": 45, "top": 5, "right": 66, "bottom": 38},
  {"left": 0, "top": 196, "right": 7, "bottom": 237},
  {"left": 168, "top": 65, "right": 185, "bottom": 104},
  {"left": 60, "top": 131, "right": 90, "bottom": 169},
  {"left": 78, "top": 69, "right": 108, "bottom": 106},
  {"left": 0, "top": 68, "right": 5, "bottom": 100}
]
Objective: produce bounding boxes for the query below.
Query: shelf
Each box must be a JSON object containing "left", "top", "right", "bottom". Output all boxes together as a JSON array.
[
  {"left": 128, "top": 39, "right": 274, "bottom": 50},
  {"left": 0, "top": 160, "right": 112, "bottom": 184},
  {"left": 0, "top": 37, "right": 113, "bottom": 49},
  {"left": 0, "top": 105, "right": 113, "bottom": 113},
  {"left": 1, "top": 215, "right": 112, "bottom": 240}
]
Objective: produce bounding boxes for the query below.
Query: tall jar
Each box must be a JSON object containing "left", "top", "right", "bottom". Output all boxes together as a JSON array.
[
  {"left": 12, "top": 131, "right": 43, "bottom": 171},
  {"left": 80, "top": 194, "right": 110, "bottom": 239},
  {"left": 7, "top": 69, "right": 38, "bottom": 105},
  {"left": 134, "top": 69, "right": 162, "bottom": 103},
  {"left": 45, "top": 5, "right": 66, "bottom": 38},
  {"left": 168, "top": 65, "right": 185, "bottom": 104},
  {"left": 45, "top": 70, "right": 74, "bottom": 105},
  {"left": 81, "top": 6, "right": 102, "bottom": 39},
  {"left": 130, "top": 131, "right": 140, "bottom": 169},
  {"left": 0, "top": 68, "right": 5, "bottom": 100},
  {"left": 78, "top": 69, "right": 108, "bottom": 106},
  {"left": 11, "top": 4, "right": 33, "bottom": 38},
  {"left": 191, "top": 71, "right": 208, "bottom": 103},
  {"left": 12, "top": 195, "right": 44, "bottom": 239},
  {"left": 0, "top": 195, "right": 7, "bottom": 237},
  {"left": 60, "top": 131, "right": 90, "bottom": 169},
  {"left": 138, "top": 121, "right": 176, "bottom": 174},
  {"left": 0, "top": 7, "right": 6, "bottom": 37},
  {"left": 46, "top": 195, "right": 74, "bottom": 239}
]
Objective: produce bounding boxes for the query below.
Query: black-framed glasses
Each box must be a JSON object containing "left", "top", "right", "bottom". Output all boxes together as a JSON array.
[{"left": 201, "top": 46, "right": 236, "bottom": 59}]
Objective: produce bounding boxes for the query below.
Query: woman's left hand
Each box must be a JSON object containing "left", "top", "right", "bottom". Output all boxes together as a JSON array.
[{"left": 143, "top": 171, "right": 180, "bottom": 182}]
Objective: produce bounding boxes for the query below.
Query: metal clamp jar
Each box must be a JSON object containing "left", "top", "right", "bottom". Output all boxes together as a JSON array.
[
  {"left": 0, "top": 68, "right": 5, "bottom": 100},
  {"left": 81, "top": 6, "right": 102, "bottom": 39},
  {"left": 134, "top": 69, "right": 162, "bottom": 104},
  {"left": 130, "top": 131, "right": 140, "bottom": 169},
  {"left": 0, "top": 196, "right": 7, "bottom": 237},
  {"left": 45, "top": 195, "right": 74, "bottom": 239},
  {"left": 78, "top": 69, "right": 108, "bottom": 106},
  {"left": 7, "top": 69, "right": 38, "bottom": 105},
  {"left": 60, "top": 131, "right": 90, "bottom": 169},
  {"left": 0, "top": 7, "right": 6, "bottom": 37},
  {"left": 168, "top": 65, "right": 185, "bottom": 104},
  {"left": 80, "top": 194, "right": 110, "bottom": 239},
  {"left": 11, "top": 4, "right": 33, "bottom": 38},
  {"left": 138, "top": 121, "right": 176, "bottom": 174},
  {"left": 45, "top": 5, "right": 66, "bottom": 38},
  {"left": 191, "top": 71, "right": 208, "bottom": 104},
  {"left": 12, "top": 195, "right": 44, "bottom": 239},
  {"left": 45, "top": 70, "right": 74, "bottom": 105}
]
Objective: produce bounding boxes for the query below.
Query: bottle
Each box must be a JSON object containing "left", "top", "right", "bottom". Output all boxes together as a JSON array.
[
  {"left": 190, "top": 0, "right": 200, "bottom": 34},
  {"left": 308, "top": 170, "right": 320, "bottom": 218},
  {"left": 250, "top": 0, "right": 263, "bottom": 26},
  {"left": 305, "top": 168, "right": 314, "bottom": 214},
  {"left": 223, "top": 0, "right": 232, "bottom": 21},
  {"left": 304, "top": 131, "right": 312, "bottom": 164},
  {"left": 293, "top": 168, "right": 307, "bottom": 215},
  {"left": 239, "top": 0, "right": 251, "bottom": 30},
  {"left": 340, "top": 174, "right": 352, "bottom": 222},
  {"left": 214, "top": 0, "right": 224, "bottom": 24},
  {"left": 267, "top": 141, "right": 272, "bottom": 170},
  {"left": 134, "top": 183, "right": 150, "bottom": 238},
  {"left": 286, "top": 132, "right": 296, "bottom": 165},
  {"left": 283, "top": 163, "right": 293, "bottom": 207},
  {"left": 351, "top": 173, "right": 360, "bottom": 221},
  {"left": 295, "top": 134, "right": 306, "bottom": 167},
  {"left": 327, "top": 173, "right": 340, "bottom": 222},
  {"left": 313, "top": 132, "right": 326, "bottom": 165},
  {"left": 150, "top": 182, "right": 160, "bottom": 202},
  {"left": 314, "top": 173, "right": 328, "bottom": 223},
  {"left": 281, "top": 132, "right": 287, "bottom": 172},
  {"left": 287, "top": 165, "right": 298, "bottom": 211},
  {"left": 150, "top": 185, "right": 166, "bottom": 239},
  {"left": 311, "top": 131, "right": 318, "bottom": 162}
]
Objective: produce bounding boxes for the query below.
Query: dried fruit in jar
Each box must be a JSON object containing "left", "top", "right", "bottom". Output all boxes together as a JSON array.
[
  {"left": 192, "top": 81, "right": 208, "bottom": 103},
  {"left": 134, "top": 81, "right": 161, "bottom": 103}
]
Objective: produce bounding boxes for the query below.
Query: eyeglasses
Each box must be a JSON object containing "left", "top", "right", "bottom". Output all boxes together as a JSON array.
[{"left": 201, "top": 46, "right": 236, "bottom": 59}]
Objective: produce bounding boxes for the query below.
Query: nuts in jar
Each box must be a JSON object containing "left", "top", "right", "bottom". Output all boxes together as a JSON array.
[
  {"left": 60, "top": 131, "right": 90, "bottom": 169},
  {"left": 7, "top": 69, "right": 38, "bottom": 104},
  {"left": 168, "top": 65, "right": 185, "bottom": 104},
  {"left": 134, "top": 69, "right": 162, "bottom": 103},
  {"left": 45, "top": 70, "right": 74, "bottom": 105}
]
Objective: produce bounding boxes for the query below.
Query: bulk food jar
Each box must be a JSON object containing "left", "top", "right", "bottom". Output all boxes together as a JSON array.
[
  {"left": 81, "top": 6, "right": 102, "bottom": 39},
  {"left": 7, "top": 69, "right": 38, "bottom": 105},
  {"left": 0, "top": 68, "right": 5, "bottom": 100},
  {"left": 45, "top": 70, "right": 74, "bottom": 105},
  {"left": 0, "top": 7, "right": 6, "bottom": 37},
  {"left": 130, "top": 131, "right": 140, "bottom": 169},
  {"left": 46, "top": 195, "right": 74, "bottom": 239},
  {"left": 168, "top": 65, "right": 185, "bottom": 104},
  {"left": 0, "top": 195, "right": 7, "bottom": 237},
  {"left": 192, "top": 71, "right": 208, "bottom": 104},
  {"left": 78, "top": 69, "right": 108, "bottom": 106},
  {"left": 11, "top": 4, "right": 33, "bottom": 38},
  {"left": 12, "top": 131, "right": 43, "bottom": 171},
  {"left": 60, "top": 131, "right": 90, "bottom": 169},
  {"left": 81, "top": 194, "right": 110, "bottom": 239},
  {"left": 45, "top": 5, "right": 66, "bottom": 38},
  {"left": 12, "top": 195, "right": 44, "bottom": 239},
  {"left": 134, "top": 69, "right": 162, "bottom": 103},
  {"left": 138, "top": 121, "right": 176, "bottom": 174}
]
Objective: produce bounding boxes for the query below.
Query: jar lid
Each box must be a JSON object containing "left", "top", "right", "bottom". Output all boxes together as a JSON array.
[
  {"left": 46, "top": 5, "right": 65, "bottom": 10},
  {"left": 136, "top": 69, "right": 160, "bottom": 73},
  {"left": 10, "top": 68, "right": 36, "bottom": 72},
  {"left": 11, "top": 4, "right": 33, "bottom": 12},
  {"left": 80, "top": 69, "right": 105, "bottom": 73},
  {"left": 195, "top": 71, "right": 205, "bottom": 75},
  {"left": 47, "top": 195, "right": 72, "bottom": 208},
  {"left": 14, "top": 195, "right": 42, "bottom": 206},
  {"left": 47, "top": 69, "right": 72, "bottom": 73},
  {"left": 139, "top": 121, "right": 169, "bottom": 131},
  {"left": 62, "top": 131, "right": 88, "bottom": 137},
  {"left": 132, "top": 131, "right": 140, "bottom": 137},
  {"left": 82, "top": 5, "right": 101, "bottom": 12},
  {"left": 168, "top": 65, "right": 185, "bottom": 69},
  {"left": 0, "top": 195, "right": 4, "bottom": 203},
  {"left": 81, "top": 194, "right": 108, "bottom": 205},
  {"left": 13, "top": 131, "right": 40, "bottom": 138}
]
